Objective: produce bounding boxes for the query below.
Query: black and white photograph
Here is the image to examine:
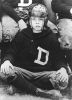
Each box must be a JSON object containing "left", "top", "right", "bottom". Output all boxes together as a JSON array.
[{"left": 0, "top": 0, "right": 72, "bottom": 100}]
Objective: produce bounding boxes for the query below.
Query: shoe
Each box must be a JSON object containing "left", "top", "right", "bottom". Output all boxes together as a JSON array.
[
  {"left": 4, "top": 85, "right": 16, "bottom": 95},
  {"left": 36, "top": 88, "right": 62, "bottom": 99}
]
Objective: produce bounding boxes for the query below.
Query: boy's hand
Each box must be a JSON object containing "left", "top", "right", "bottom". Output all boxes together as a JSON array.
[
  {"left": 56, "top": 67, "right": 69, "bottom": 84},
  {"left": 18, "top": 19, "right": 27, "bottom": 31},
  {"left": 1, "top": 60, "right": 14, "bottom": 75}
]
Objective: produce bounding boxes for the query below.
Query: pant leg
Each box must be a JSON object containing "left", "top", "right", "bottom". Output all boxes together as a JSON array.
[
  {"left": 5, "top": 67, "right": 54, "bottom": 93},
  {"left": 32, "top": 71, "right": 56, "bottom": 90},
  {"left": 6, "top": 67, "right": 57, "bottom": 97},
  {"left": 31, "top": 71, "right": 68, "bottom": 90},
  {"left": 0, "top": 70, "right": 62, "bottom": 99},
  {"left": 6, "top": 67, "right": 37, "bottom": 95},
  {"left": 2, "top": 67, "right": 68, "bottom": 93},
  {"left": 6, "top": 67, "right": 56, "bottom": 90},
  {"left": 7, "top": 67, "right": 56, "bottom": 90}
]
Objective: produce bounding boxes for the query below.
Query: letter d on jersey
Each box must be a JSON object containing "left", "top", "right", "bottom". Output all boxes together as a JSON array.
[
  {"left": 34, "top": 47, "right": 49, "bottom": 65},
  {"left": 18, "top": 0, "right": 32, "bottom": 7}
]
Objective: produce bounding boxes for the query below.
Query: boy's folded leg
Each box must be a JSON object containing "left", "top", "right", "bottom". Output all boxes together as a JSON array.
[
  {"left": 0, "top": 71, "right": 64, "bottom": 97},
  {"left": 0, "top": 72, "right": 25, "bottom": 95},
  {"left": 36, "top": 88, "right": 62, "bottom": 99},
  {"left": 0, "top": 72, "right": 14, "bottom": 94},
  {"left": 49, "top": 72, "right": 68, "bottom": 90},
  {"left": 6, "top": 73, "right": 37, "bottom": 95},
  {"left": 5, "top": 73, "right": 61, "bottom": 98}
]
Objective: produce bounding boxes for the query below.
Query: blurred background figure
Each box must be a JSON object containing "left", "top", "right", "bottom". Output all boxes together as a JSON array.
[
  {"left": 44, "top": 0, "right": 57, "bottom": 24},
  {"left": 57, "top": 19, "right": 72, "bottom": 73},
  {"left": 52, "top": 0, "right": 72, "bottom": 72},
  {"left": 52, "top": 0, "right": 72, "bottom": 20},
  {"left": 43, "top": 0, "right": 58, "bottom": 33}
]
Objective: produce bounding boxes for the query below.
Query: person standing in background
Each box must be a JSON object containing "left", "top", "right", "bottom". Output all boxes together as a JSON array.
[
  {"left": 44, "top": 0, "right": 56, "bottom": 24},
  {"left": 43, "top": 0, "right": 58, "bottom": 33},
  {"left": 51, "top": 0, "right": 72, "bottom": 20}
]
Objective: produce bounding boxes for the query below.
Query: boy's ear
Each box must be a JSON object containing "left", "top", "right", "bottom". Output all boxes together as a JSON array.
[
  {"left": 29, "top": 19, "right": 31, "bottom": 25},
  {"left": 29, "top": 18, "right": 32, "bottom": 27}
]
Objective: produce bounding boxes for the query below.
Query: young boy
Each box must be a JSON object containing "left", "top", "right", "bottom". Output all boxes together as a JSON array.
[{"left": 1, "top": 4, "right": 68, "bottom": 97}]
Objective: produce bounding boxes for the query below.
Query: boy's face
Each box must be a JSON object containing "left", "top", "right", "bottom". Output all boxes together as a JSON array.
[{"left": 30, "top": 16, "right": 45, "bottom": 33}]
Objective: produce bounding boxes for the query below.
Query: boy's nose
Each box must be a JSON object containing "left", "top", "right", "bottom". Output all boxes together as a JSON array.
[{"left": 36, "top": 18, "right": 39, "bottom": 23}]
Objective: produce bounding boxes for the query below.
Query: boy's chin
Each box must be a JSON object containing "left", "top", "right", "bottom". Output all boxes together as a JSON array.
[{"left": 33, "top": 29, "right": 42, "bottom": 33}]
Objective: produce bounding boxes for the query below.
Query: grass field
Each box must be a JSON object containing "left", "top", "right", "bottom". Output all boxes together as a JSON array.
[
  {"left": 0, "top": 93, "right": 70, "bottom": 100},
  {"left": 0, "top": 93, "right": 69, "bottom": 100},
  {"left": 0, "top": 85, "right": 71, "bottom": 100},
  {"left": 0, "top": 94, "right": 51, "bottom": 100}
]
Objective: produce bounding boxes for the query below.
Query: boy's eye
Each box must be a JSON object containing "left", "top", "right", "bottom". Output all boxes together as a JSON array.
[
  {"left": 39, "top": 18, "right": 44, "bottom": 20},
  {"left": 31, "top": 17, "right": 44, "bottom": 20},
  {"left": 31, "top": 17, "right": 35, "bottom": 20}
]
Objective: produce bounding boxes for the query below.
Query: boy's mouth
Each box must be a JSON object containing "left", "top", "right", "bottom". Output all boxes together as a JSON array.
[{"left": 36, "top": 26, "right": 40, "bottom": 28}]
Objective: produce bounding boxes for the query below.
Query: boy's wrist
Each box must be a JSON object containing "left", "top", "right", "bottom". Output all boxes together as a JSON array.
[
  {"left": 1, "top": 60, "right": 10, "bottom": 65},
  {"left": 3, "top": 60, "right": 11, "bottom": 64},
  {"left": 60, "top": 67, "right": 67, "bottom": 72},
  {"left": 4, "top": 60, "right": 10, "bottom": 63}
]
